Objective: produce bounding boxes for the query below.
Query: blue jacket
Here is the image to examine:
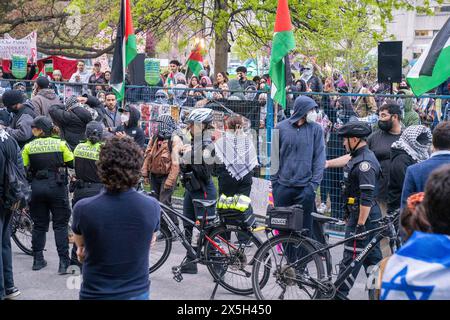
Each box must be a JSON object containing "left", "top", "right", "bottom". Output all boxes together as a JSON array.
[
  {"left": 401, "top": 152, "right": 450, "bottom": 208},
  {"left": 273, "top": 119, "right": 326, "bottom": 189}
]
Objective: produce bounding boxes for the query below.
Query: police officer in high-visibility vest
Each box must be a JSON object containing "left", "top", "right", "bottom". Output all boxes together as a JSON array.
[
  {"left": 69, "top": 121, "right": 104, "bottom": 266},
  {"left": 22, "top": 116, "right": 74, "bottom": 274},
  {"left": 335, "top": 121, "right": 383, "bottom": 298}
]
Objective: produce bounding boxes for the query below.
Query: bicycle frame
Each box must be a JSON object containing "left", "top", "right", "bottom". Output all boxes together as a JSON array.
[
  {"left": 272, "top": 218, "right": 398, "bottom": 299},
  {"left": 157, "top": 201, "right": 239, "bottom": 261}
]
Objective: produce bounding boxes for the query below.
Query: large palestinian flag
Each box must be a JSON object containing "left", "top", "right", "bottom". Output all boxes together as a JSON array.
[
  {"left": 407, "top": 17, "right": 450, "bottom": 97},
  {"left": 186, "top": 44, "right": 204, "bottom": 77},
  {"left": 111, "top": 0, "right": 137, "bottom": 101},
  {"left": 269, "top": 0, "right": 296, "bottom": 109}
]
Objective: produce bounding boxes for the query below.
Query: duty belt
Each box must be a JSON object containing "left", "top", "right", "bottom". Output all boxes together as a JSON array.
[
  {"left": 33, "top": 169, "right": 58, "bottom": 180},
  {"left": 74, "top": 180, "right": 102, "bottom": 189}
]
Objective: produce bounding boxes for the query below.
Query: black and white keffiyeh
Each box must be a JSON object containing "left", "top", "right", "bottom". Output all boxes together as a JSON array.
[
  {"left": 215, "top": 131, "right": 259, "bottom": 180},
  {"left": 391, "top": 125, "right": 431, "bottom": 163},
  {"left": 156, "top": 114, "right": 180, "bottom": 139}
]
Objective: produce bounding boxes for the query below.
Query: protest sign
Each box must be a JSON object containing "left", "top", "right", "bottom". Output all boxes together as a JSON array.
[{"left": 0, "top": 32, "right": 37, "bottom": 63}]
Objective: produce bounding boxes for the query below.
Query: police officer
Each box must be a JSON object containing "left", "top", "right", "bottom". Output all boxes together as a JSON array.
[
  {"left": 22, "top": 116, "right": 74, "bottom": 274},
  {"left": 69, "top": 121, "right": 104, "bottom": 266},
  {"left": 335, "top": 121, "right": 383, "bottom": 297}
]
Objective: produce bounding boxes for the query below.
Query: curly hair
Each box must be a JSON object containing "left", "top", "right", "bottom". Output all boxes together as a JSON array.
[{"left": 97, "top": 136, "right": 143, "bottom": 192}]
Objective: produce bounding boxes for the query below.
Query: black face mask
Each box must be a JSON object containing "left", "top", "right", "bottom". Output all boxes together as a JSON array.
[
  {"left": 7, "top": 106, "right": 18, "bottom": 114},
  {"left": 378, "top": 117, "right": 393, "bottom": 132}
]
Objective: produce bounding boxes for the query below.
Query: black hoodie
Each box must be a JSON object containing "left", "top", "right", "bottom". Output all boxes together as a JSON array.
[
  {"left": 115, "top": 106, "right": 145, "bottom": 148},
  {"left": 49, "top": 103, "right": 93, "bottom": 150}
]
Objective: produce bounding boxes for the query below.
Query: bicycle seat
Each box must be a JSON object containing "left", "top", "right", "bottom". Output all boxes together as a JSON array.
[
  {"left": 192, "top": 199, "right": 217, "bottom": 208},
  {"left": 311, "top": 212, "right": 341, "bottom": 224}
]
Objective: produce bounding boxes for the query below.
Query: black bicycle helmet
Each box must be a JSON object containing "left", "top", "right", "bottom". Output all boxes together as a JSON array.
[{"left": 185, "top": 107, "right": 214, "bottom": 124}]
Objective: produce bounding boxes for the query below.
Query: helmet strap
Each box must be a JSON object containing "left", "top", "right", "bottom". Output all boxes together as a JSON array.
[{"left": 348, "top": 137, "right": 362, "bottom": 156}]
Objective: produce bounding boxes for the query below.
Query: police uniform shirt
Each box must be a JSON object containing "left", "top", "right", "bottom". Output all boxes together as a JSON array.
[
  {"left": 344, "top": 145, "right": 381, "bottom": 207},
  {"left": 22, "top": 136, "right": 74, "bottom": 173},
  {"left": 73, "top": 141, "right": 102, "bottom": 183}
]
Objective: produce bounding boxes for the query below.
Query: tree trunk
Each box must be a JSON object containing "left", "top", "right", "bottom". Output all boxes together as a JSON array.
[{"left": 213, "top": 0, "right": 229, "bottom": 76}]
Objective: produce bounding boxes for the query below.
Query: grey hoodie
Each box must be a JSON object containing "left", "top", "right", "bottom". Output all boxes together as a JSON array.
[
  {"left": 31, "top": 89, "right": 59, "bottom": 116},
  {"left": 273, "top": 96, "right": 326, "bottom": 189}
]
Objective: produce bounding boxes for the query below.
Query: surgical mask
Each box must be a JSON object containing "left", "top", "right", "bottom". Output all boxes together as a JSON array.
[
  {"left": 121, "top": 114, "right": 130, "bottom": 124},
  {"left": 306, "top": 110, "right": 318, "bottom": 123}
]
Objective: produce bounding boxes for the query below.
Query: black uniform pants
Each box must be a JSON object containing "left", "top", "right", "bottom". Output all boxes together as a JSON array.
[
  {"left": 337, "top": 204, "right": 383, "bottom": 298},
  {"left": 150, "top": 174, "right": 178, "bottom": 226},
  {"left": 70, "top": 183, "right": 103, "bottom": 265},
  {"left": 30, "top": 178, "right": 71, "bottom": 261}
]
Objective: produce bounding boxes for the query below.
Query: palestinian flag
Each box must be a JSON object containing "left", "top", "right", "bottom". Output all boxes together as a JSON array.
[
  {"left": 407, "top": 17, "right": 450, "bottom": 96},
  {"left": 110, "top": 0, "right": 137, "bottom": 101},
  {"left": 269, "top": 0, "right": 296, "bottom": 109},
  {"left": 186, "top": 44, "right": 204, "bottom": 77}
]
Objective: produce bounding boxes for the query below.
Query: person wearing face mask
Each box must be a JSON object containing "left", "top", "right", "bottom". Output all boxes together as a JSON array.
[
  {"left": 331, "top": 120, "right": 382, "bottom": 298},
  {"left": 300, "top": 63, "right": 323, "bottom": 93},
  {"left": 141, "top": 115, "right": 182, "bottom": 230},
  {"left": 115, "top": 105, "right": 145, "bottom": 148},
  {"left": 367, "top": 102, "right": 403, "bottom": 215},
  {"left": 1, "top": 90, "right": 36, "bottom": 148},
  {"left": 272, "top": 96, "right": 326, "bottom": 243}
]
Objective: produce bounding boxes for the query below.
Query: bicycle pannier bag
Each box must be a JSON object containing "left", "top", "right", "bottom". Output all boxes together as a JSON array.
[{"left": 266, "top": 205, "right": 303, "bottom": 231}]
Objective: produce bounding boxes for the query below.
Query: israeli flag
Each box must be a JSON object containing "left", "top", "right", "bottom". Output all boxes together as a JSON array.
[{"left": 381, "top": 232, "right": 450, "bottom": 300}]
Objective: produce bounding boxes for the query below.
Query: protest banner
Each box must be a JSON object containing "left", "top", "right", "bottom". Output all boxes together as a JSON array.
[{"left": 1, "top": 32, "right": 37, "bottom": 63}]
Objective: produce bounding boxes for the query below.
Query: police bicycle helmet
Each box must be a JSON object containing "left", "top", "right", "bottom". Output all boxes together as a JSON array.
[
  {"left": 184, "top": 107, "right": 214, "bottom": 124},
  {"left": 337, "top": 120, "right": 372, "bottom": 138}
]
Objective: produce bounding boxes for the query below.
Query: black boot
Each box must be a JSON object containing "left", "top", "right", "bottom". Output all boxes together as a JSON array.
[
  {"left": 58, "top": 257, "right": 71, "bottom": 275},
  {"left": 180, "top": 255, "right": 198, "bottom": 274},
  {"left": 32, "top": 251, "right": 47, "bottom": 271}
]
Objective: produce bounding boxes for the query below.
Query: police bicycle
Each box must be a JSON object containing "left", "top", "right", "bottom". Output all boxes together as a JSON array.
[
  {"left": 250, "top": 210, "right": 400, "bottom": 300},
  {"left": 138, "top": 186, "right": 270, "bottom": 298}
]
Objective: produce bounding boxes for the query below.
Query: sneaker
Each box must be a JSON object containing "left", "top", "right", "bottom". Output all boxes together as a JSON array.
[
  {"left": 4, "top": 287, "right": 21, "bottom": 300},
  {"left": 317, "top": 203, "right": 327, "bottom": 214}
]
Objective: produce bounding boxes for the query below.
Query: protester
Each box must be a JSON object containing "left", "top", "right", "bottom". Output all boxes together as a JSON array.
[
  {"left": 300, "top": 63, "right": 323, "bottom": 93},
  {"left": 397, "top": 84, "right": 420, "bottom": 127},
  {"left": 401, "top": 121, "right": 450, "bottom": 207},
  {"left": 235, "top": 66, "right": 255, "bottom": 91},
  {"left": 0, "top": 67, "right": 11, "bottom": 91},
  {"left": 88, "top": 62, "right": 105, "bottom": 96},
  {"left": 272, "top": 96, "right": 326, "bottom": 240},
  {"left": 387, "top": 125, "right": 432, "bottom": 214},
  {"left": 31, "top": 77, "right": 59, "bottom": 116},
  {"left": 72, "top": 136, "right": 160, "bottom": 300},
  {"left": 51, "top": 70, "right": 65, "bottom": 101},
  {"left": 68, "top": 60, "right": 91, "bottom": 96},
  {"left": 1, "top": 90, "right": 36, "bottom": 148},
  {"left": 22, "top": 116, "right": 74, "bottom": 274},
  {"left": 178, "top": 108, "right": 218, "bottom": 274},
  {"left": 115, "top": 105, "right": 145, "bottom": 148},
  {"left": 0, "top": 128, "right": 24, "bottom": 300},
  {"left": 69, "top": 121, "right": 105, "bottom": 267},
  {"left": 142, "top": 115, "right": 182, "bottom": 229},
  {"left": 103, "top": 71, "right": 112, "bottom": 93},
  {"left": 103, "top": 92, "right": 121, "bottom": 131},
  {"left": 165, "top": 60, "right": 181, "bottom": 87},
  {"left": 367, "top": 102, "right": 403, "bottom": 214},
  {"left": 48, "top": 96, "right": 95, "bottom": 150},
  {"left": 381, "top": 165, "right": 450, "bottom": 300},
  {"left": 215, "top": 115, "right": 258, "bottom": 196}
]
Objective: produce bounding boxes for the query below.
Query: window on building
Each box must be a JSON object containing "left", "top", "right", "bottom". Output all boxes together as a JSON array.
[{"left": 415, "top": 30, "right": 432, "bottom": 37}]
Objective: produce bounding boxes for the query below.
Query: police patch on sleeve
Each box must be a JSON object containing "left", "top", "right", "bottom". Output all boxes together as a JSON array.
[{"left": 359, "top": 161, "right": 371, "bottom": 172}]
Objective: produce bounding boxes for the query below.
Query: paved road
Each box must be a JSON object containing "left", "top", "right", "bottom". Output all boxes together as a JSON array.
[{"left": 11, "top": 227, "right": 369, "bottom": 300}]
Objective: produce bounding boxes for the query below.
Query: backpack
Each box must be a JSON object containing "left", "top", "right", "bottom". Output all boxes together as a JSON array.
[{"left": 2, "top": 147, "right": 30, "bottom": 210}]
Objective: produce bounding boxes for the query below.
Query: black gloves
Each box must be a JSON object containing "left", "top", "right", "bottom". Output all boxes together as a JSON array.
[{"left": 354, "top": 224, "right": 367, "bottom": 240}]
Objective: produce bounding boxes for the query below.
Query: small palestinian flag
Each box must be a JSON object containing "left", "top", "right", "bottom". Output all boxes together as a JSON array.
[
  {"left": 110, "top": 0, "right": 137, "bottom": 101},
  {"left": 407, "top": 17, "right": 450, "bottom": 97},
  {"left": 269, "top": 0, "right": 296, "bottom": 109},
  {"left": 186, "top": 44, "right": 204, "bottom": 77}
]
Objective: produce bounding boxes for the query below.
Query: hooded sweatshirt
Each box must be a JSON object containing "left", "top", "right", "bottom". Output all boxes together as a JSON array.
[
  {"left": 116, "top": 106, "right": 145, "bottom": 148},
  {"left": 6, "top": 100, "right": 37, "bottom": 148},
  {"left": 273, "top": 96, "right": 326, "bottom": 189},
  {"left": 31, "top": 89, "right": 60, "bottom": 116}
]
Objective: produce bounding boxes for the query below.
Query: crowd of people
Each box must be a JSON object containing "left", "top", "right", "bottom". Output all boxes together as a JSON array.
[{"left": 0, "top": 57, "right": 449, "bottom": 300}]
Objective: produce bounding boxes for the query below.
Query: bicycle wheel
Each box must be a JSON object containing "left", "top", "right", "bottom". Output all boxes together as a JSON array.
[
  {"left": 204, "top": 225, "right": 268, "bottom": 295},
  {"left": 149, "top": 225, "right": 172, "bottom": 274},
  {"left": 252, "top": 233, "right": 325, "bottom": 300},
  {"left": 11, "top": 209, "right": 33, "bottom": 256}
]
